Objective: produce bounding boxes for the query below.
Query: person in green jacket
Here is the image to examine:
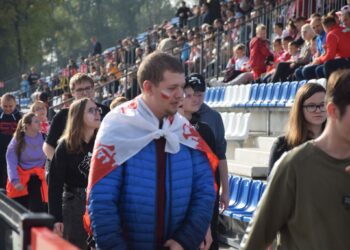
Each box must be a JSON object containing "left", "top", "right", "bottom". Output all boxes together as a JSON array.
[{"left": 241, "top": 69, "right": 350, "bottom": 250}]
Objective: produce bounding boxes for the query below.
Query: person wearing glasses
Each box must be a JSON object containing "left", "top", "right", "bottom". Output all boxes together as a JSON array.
[
  {"left": 241, "top": 69, "right": 350, "bottom": 250},
  {"left": 268, "top": 83, "right": 327, "bottom": 175},
  {"left": 43, "top": 73, "right": 109, "bottom": 162},
  {"left": 48, "top": 98, "right": 101, "bottom": 249}
]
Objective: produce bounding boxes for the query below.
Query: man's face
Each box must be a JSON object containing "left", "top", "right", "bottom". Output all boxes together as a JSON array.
[
  {"left": 71, "top": 81, "right": 94, "bottom": 100},
  {"left": 311, "top": 19, "right": 324, "bottom": 35},
  {"left": 182, "top": 87, "right": 199, "bottom": 114},
  {"left": 192, "top": 90, "right": 205, "bottom": 111},
  {"left": 1, "top": 99, "right": 16, "bottom": 115},
  {"left": 151, "top": 71, "right": 185, "bottom": 118},
  {"left": 341, "top": 13, "right": 350, "bottom": 28}
]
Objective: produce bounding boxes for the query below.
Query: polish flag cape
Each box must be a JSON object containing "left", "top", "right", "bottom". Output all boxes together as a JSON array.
[{"left": 84, "top": 97, "right": 219, "bottom": 233}]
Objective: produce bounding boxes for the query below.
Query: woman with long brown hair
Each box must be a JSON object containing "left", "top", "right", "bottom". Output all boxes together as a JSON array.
[
  {"left": 268, "top": 83, "right": 327, "bottom": 175},
  {"left": 48, "top": 98, "right": 101, "bottom": 249},
  {"left": 6, "top": 112, "right": 47, "bottom": 212}
]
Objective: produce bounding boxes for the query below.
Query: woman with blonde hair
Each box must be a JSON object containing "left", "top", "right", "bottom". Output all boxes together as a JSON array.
[
  {"left": 268, "top": 83, "right": 327, "bottom": 175},
  {"left": 30, "top": 101, "right": 49, "bottom": 134},
  {"left": 6, "top": 112, "right": 47, "bottom": 212},
  {"left": 48, "top": 97, "right": 101, "bottom": 249}
]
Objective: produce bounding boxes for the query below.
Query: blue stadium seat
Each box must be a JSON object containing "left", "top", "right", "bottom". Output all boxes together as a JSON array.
[
  {"left": 267, "top": 82, "right": 282, "bottom": 107},
  {"left": 241, "top": 182, "right": 267, "bottom": 223},
  {"left": 260, "top": 83, "right": 274, "bottom": 107},
  {"left": 204, "top": 87, "right": 212, "bottom": 103},
  {"left": 245, "top": 83, "right": 259, "bottom": 107},
  {"left": 230, "top": 180, "right": 263, "bottom": 220},
  {"left": 276, "top": 81, "right": 291, "bottom": 107},
  {"left": 285, "top": 81, "right": 299, "bottom": 107},
  {"left": 226, "top": 178, "right": 252, "bottom": 211},
  {"left": 207, "top": 87, "right": 219, "bottom": 106},
  {"left": 298, "top": 80, "right": 307, "bottom": 88},
  {"left": 252, "top": 83, "right": 267, "bottom": 107},
  {"left": 215, "top": 87, "right": 226, "bottom": 107},
  {"left": 227, "top": 175, "right": 242, "bottom": 207}
]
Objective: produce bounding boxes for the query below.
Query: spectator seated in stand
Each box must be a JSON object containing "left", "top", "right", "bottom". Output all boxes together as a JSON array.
[{"left": 224, "top": 44, "right": 253, "bottom": 85}]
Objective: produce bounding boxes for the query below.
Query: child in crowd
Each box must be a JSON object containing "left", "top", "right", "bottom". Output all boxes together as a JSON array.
[
  {"left": 31, "top": 101, "right": 50, "bottom": 135},
  {"left": 6, "top": 112, "right": 47, "bottom": 212},
  {"left": 0, "top": 94, "right": 22, "bottom": 190},
  {"left": 224, "top": 44, "right": 249, "bottom": 83}
]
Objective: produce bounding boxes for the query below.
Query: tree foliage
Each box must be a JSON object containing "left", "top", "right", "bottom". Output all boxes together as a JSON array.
[{"left": 0, "top": 0, "right": 175, "bottom": 93}]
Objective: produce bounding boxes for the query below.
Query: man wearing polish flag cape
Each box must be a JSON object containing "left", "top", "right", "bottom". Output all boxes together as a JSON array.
[{"left": 84, "top": 52, "right": 218, "bottom": 250}]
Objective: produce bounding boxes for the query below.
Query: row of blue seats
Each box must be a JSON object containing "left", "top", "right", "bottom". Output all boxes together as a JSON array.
[
  {"left": 205, "top": 80, "right": 307, "bottom": 108},
  {"left": 223, "top": 175, "right": 267, "bottom": 223}
]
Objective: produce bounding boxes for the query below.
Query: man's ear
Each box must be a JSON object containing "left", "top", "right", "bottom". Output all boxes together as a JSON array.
[
  {"left": 327, "top": 102, "right": 339, "bottom": 121},
  {"left": 143, "top": 80, "right": 152, "bottom": 94}
]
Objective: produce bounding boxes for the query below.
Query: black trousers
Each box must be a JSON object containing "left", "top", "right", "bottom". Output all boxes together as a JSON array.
[
  {"left": 62, "top": 188, "right": 88, "bottom": 249},
  {"left": 272, "top": 62, "right": 302, "bottom": 82},
  {"left": 13, "top": 175, "right": 47, "bottom": 213},
  {"left": 324, "top": 58, "right": 350, "bottom": 78},
  {"left": 0, "top": 156, "right": 7, "bottom": 190}
]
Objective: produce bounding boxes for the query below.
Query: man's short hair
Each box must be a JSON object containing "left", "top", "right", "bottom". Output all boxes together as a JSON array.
[
  {"left": 256, "top": 24, "right": 266, "bottom": 33},
  {"left": 326, "top": 69, "right": 350, "bottom": 117},
  {"left": 1, "top": 93, "right": 16, "bottom": 103},
  {"left": 137, "top": 51, "right": 184, "bottom": 90},
  {"left": 69, "top": 73, "right": 94, "bottom": 91},
  {"left": 322, "top": 15, "right": 336, "bottom": 28}
]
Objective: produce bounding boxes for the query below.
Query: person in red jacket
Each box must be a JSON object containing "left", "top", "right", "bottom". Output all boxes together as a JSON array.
[
  {"left": 313, "top": 15, "right": 350, "bottom": 78},
  {"left": 249, "top": 24, "right": 273, "bottom": 80}
]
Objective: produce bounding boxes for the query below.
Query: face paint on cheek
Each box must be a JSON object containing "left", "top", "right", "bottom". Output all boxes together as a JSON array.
[{"left": 161, "top": 89, "right": 171, "bottom": 100}]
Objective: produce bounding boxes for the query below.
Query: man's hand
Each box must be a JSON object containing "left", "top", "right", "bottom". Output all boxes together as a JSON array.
[
  {"left": 220, "top": 191, "right": 229, "bottom": 211},
  {"left": 199, "top": 227, "right": 212, "bottom": 250},
  {"left": 14, "top": 183, "right": 24, "bottom": 191},
  {"left": 53, "top": 222, "right": 64, "bottom": 237},
  {"left": 164, "top": 239, "right": 184, "bottom": 250}
]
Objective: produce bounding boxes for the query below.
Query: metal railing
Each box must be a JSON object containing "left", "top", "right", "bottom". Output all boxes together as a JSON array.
[{"left": 0, "top": 189, "right": 54, "bottom": 250}]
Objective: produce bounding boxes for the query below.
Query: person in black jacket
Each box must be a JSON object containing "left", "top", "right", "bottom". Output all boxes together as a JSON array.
[
  {"left": 178, "top": 80, "right": 220, "bottom": 250},
  {"left": 268, "top": 83, "right": 327, "bottom": 175},
  {"left": 48, "top": 98, "right": 101, "bottom": 249},
  {"left": 43, "top": 73, "right": 109, "bottom": 162},
  {"left": 0, "top": 93, "right": 22, "bottom": 189}
]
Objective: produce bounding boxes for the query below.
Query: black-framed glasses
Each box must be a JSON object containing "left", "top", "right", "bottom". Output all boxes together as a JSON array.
[
  {"left": 75, "top": 86, "right": 93, "bottom": 93},
  {"left": 87, "top": 107, "right": 102, "bottom": 115},
  {"left": 303, "top": 103, "right": 326, "bottom": 113}
]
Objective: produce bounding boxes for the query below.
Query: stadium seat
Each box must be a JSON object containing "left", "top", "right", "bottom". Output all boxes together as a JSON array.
[
  {"left": 259, "top": 83, "right": 274, "bottom": 107},
  {"left": 276, "top": 81, "right": 291, "bottom": 107},
  {"left": 235, "top": 84, "right": 252, "bottom": 107},
  {"left": 230, "top": 113, "right": 251, "bottom": 142},
  {"left": 220, "top": 112, "right": 229, "bottom": 131},
  {"left": 245, "top": 83, "right": 259, "bottom": 107},
  {"left": 212, "top": 87, "right": 225, "bottom": 107},
  {"left": 222, "top": 86, "right": 234, "bottom": 107},
  {"left": 252, "top": 83, "right": 267, "bottom": 107},
  {"left": 228, "top": 85, "right": 239, "bottom": 107},
  {"left": 230, "top": 180, "right": 263, "bottom": 220},
  {"left": 268, "top": 82, "right": 282, "bottom": 107},
  {"left": 317, "top": 78, "right": 327, "bottom": 88},
  {"left": 227, "top": 175, "right": 243, "bottom": 208},
  {"left": 285, "top": 81, "right": 299, "bottom": 107},
  {"left": 232, "top": 84, "right": 244, "bottom": 106},
  {"left": 207, "top": 87, "right": 219, "bottom": 106},
  {"left": 204, "top": 87, "right": 212, "bottom": 103},
  {"left": 225, "top": 112, "right": 238, "bottom": 139}
]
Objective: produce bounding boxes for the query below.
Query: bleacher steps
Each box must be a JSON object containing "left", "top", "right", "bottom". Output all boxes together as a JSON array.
[
  {"left": 227, "top": 160, "right": 268, "bottom": 178},
  {"left": 256, "top": 136, "right": 276, "bottom": 151},
  {"left": 234, "top": 148, "right": 270, "bottom": 166}
]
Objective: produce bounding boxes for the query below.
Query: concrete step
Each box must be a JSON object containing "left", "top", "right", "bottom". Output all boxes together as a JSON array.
[
  {"left": 227, "top": 160, "right": 268, "bottom": 178},
  {"left": 234, "top": 148, "right": 270, "bottom": 166},
  {"left": 256, "top": 136, "right": 276, "bottom": 151}
]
